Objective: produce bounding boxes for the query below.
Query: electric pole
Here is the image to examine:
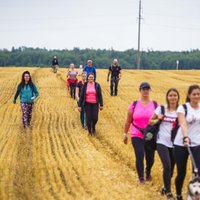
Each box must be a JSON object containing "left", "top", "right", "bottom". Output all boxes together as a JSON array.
[{"left": 137, "top": 0, "right": 142, "bottom": 70}]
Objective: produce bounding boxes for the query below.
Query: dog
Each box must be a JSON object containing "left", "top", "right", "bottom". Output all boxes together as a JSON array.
[{"left": 187, "top": 175, "right": 200, "bottom": 200}]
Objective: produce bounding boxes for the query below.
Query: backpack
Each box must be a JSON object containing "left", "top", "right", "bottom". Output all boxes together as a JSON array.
[
  {"left": 171, "top": 104, "right": 187, "bottom": 143},
  {"left": 132, "top": 100, "right": 163, "bottom": 150}
]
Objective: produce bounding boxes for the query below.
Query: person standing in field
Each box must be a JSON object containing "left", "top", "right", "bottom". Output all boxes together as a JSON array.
[
  {"left": 83, "top": 60, "right": 96, "bottom": 81},
  {"left": 78, "top": 73, "right": 103, "bottom": 135},
  {"left": 150, "top": 88, "right": 180, "bottom": 200},
  {"left": 67, "top": 63, "right": 78, "bottom": 99},
  {"left": 76, "top": 72, "right": 87, "bottom": 129},
  {"left": 13, "top": 71, "right": 39, "bottom": 128},
  {"left": 107, "top": 58, "right": 122, "bottom": 96},
  {"left": 51, "top": 56, "right": 59, "bottom": 72},
  {"left": 173, "top": 85, "right": 200, "bottom": 200},
  {"left": 123, "top": 82, "right": 158, "bottom": 184}
]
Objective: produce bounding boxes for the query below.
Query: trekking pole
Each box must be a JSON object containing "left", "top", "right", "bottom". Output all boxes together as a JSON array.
[{"left": 187, "top": 145, "right": 199, "bottom": 177}]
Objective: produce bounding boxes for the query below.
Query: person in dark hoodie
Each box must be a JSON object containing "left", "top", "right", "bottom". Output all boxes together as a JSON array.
[
  {"left": 13, "top": 71, "right": 39, "bottom": 128},
  {"left": 78, "top": 73, "right": 103, "bottom": 135}
]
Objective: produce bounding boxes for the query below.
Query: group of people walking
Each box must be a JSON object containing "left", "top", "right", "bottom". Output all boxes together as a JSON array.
[
  {"left": 123, "top": 83, "right": 200, "bottom": 200},
  {"left": 13, "top": 58, "right": 200, "bottom": 200}
]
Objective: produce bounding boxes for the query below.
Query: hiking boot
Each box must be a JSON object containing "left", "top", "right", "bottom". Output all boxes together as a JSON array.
[
  {"left": 175, "top": 195, "right": 183, "bottom": 200},
  {"left": 166, "top": 193, "right": 174, "bottom": 200},
  {"left": 161, "top": 186, "right": 167, "bottom": 196},
  {"left": 139, "top": 177, "right": 145, "bottom": 184}
]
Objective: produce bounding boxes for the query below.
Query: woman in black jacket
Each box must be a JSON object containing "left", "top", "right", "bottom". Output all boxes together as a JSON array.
[{"left": 78, "top": 73, "right": 103, "bottom": 135}]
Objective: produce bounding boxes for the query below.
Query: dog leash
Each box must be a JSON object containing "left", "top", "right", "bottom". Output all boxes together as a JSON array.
[{"left": 187, "top": 146, "right": 199, "bottom": 177}]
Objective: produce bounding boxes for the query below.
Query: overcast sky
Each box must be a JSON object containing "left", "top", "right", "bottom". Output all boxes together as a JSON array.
[{"left": 0, "top": 0, "right": 200, "bottom": 51}]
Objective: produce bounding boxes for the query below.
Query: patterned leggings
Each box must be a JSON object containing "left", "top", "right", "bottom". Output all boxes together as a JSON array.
[{"left": 20, "top": 102, "right": 34, "bottom": 127}]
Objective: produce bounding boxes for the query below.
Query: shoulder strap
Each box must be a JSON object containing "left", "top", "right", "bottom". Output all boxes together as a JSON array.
[
  {"left": 153, "top": 101, "right": 158, "bottom": 109},
  {"left": 182, "top": 104, "right": 187, "bottom": 116},
  {"left": 160, "top": 105, "right": 165, "bottom": 115},
  {"left": 133, "top": 101, "right": 137, "bottom": 111}
]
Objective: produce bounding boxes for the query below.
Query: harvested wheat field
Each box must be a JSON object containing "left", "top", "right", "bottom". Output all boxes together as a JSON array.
[{"left": 0, "top": 67, "right": 199, "bottom": 200}]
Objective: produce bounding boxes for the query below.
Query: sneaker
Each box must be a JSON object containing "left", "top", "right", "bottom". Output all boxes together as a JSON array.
[
  {"left": 175, "top": 195, "right": 183, "bottom": 200},
  {"left": 166, "top": 193, "right": 173, "bottom": 200},
  {"left": 139, "top": 177, "right": 145, "bottom": 184},
  {"left": 161, "top": 187, "right": 167, "bottom": 196}
]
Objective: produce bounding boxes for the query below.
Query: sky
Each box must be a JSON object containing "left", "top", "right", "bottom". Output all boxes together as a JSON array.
[{"left": 0, "top": 0, "right": 200, "bottom": 51}]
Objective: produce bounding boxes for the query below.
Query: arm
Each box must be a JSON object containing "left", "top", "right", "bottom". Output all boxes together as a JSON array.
[
  {"left": 123, "top": 109, "right": 133, "bottom": 144},
  {"left": 93, "top": 67, "right": 96, "bottom": 81},
  {"left": 78, "top": 84, "right": 86, "bottom": 109},
  {"left": 107, "top": 70, "right": 111, "bottom": 81},
  {"left": 33, "top": 84, "right": 39, "bottom": 98},
  {"left": 119, "top": 70, "right": 122, "bottom": 79},
  {"left": 149, "top": 113, "right": 159, "bottom": 125},
  {"left": 75, "top": 86, "right": 79, "bottom": 102},
  {"left": 98, "top": 84, "right": 103, "bottom": 108},
  {"left": 178, "top": 112, "right": 189, "bottom": 146},
  {"left": 13, "top": 84, "right": 21, "bottom": 103}
]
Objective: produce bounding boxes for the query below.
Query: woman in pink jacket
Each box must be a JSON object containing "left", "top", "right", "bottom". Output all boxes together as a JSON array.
[{"left": 123, "top": 82, "right": 158, "bottom": 184}]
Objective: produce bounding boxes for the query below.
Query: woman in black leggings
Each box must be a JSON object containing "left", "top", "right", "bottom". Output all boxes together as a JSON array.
[
  {"left": 174, "top": 85, "right": 200, "bottom": 200},
  {"left": 150, "top": 88, "right": 180, "bottom": 200},
  {"left": 78, "top": 73, "right": 103, "bottom": 135}
]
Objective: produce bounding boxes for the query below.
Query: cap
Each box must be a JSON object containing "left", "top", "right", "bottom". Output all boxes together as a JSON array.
[{"left": 139, "top": 82, "right": 151, "bottom": 89}]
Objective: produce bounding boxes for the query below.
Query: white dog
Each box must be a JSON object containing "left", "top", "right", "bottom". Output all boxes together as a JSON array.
[{"left": 187, "top": 176, "right": 200, "bottom": 200}]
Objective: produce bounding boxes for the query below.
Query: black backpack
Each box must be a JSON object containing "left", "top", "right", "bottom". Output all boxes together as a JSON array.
[
  {"left": 132, "top": 101, "right": 163, "bottom": 150},
  {"left": 171, "top": 104, "right": 187, "bottom": 143}
]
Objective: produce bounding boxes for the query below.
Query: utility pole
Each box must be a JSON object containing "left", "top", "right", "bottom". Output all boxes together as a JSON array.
[{"left": 137, "top": 0, "right": 142, "bottom": 70}]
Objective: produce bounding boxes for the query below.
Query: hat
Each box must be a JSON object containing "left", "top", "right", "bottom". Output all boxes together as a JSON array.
[{"left": 139, "top": 82, "right": 151, "bottom": 89}]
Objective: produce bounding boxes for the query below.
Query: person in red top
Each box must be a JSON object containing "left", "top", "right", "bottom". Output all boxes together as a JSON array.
[
  {"left": 76, "top": 72, "right": 87, "bottom": 128},
  {"left": 67, "top": 63, "right": 78, "bottom": 99},
  {"left": 78, "top": 73, "right": 103, "bottom": 135}
]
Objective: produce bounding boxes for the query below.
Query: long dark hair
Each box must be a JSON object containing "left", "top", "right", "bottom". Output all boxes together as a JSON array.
[
  {"left": 20, "top": 71, "right": 33, "bottom": 88},
  {"left": 186, "top": 84, "right": 200, "bottom": 102},
  {"left": 166, "top": 88, "right": 180, "bottom": 109}
]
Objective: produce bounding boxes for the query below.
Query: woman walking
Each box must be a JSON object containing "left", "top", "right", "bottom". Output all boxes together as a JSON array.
[
  {"left": 174, "top": 85, "right": 200, "bottom": 200},
  {"left": 13, "top": 71, "right": 39, "bottom": 128},
  {"left": 150, "top": 88, "right": 180, "bottom": 200},
  {"left": 123, "top": 82, "right": 158, "bottom": 184},
  {"left": 78, "top": 73, "right": 103, "bottom": 135},
  {"left": 67, "top": 63, "right": 78, "bottom": 98},
  {"left": 76, "top": 72, "right": 87, "bottom": 129}
]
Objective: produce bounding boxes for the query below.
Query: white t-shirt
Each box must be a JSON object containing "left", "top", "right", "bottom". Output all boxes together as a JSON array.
[
  {"left": 174, "top": 102, "right": 200, "bottom": 147},
  {"left": 155, "top": 105, "right": 177, "bottom": 148}
]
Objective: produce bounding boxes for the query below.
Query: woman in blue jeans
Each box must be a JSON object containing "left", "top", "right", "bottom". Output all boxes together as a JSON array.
[
  {"left": 13, "top": 71, "right": 39, "bottom": 128},
  {"left": 76, "top": 72, "right": 87, "bottom": 128}
]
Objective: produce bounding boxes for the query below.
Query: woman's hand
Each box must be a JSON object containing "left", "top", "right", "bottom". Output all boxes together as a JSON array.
[
  {"left": 183, "top": 136, "right": 190, "bottom": 146},
  {"left": 99, "top": 106, "right": 103, "bottom": 111},
  {"left": 158, "top": 114, "right": 164, "bottom": 121},
  {"left": 123, "top": 134, "right": 128, "bottom": 144},
  {"left": 78, "top": 107, "right": 81, "bottom": 112}
]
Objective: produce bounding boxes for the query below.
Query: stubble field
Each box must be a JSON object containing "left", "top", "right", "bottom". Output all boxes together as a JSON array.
[{"left": 0, "top": 67, "right": 198, "bottom": 200}]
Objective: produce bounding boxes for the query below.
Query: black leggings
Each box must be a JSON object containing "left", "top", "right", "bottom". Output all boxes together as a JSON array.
[
  {"left": 157, "top": 144, "right": 175, "bottom": 193},
  {"left": 131, "top": 137, "right": 155, "bottom": 179},
  {"left": 70, "top": 82, "right": 76, "bottom": 99},
  {"left": 174, "top": 145, "right": 200, "bottom": 196},
  {"left": 84, "top": 103, "right": 99, "bottom": 134}
]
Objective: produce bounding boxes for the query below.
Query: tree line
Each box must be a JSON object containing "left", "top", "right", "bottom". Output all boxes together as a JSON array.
[{"left": 0, "top": 46, "right": 200, "bottom": 69}]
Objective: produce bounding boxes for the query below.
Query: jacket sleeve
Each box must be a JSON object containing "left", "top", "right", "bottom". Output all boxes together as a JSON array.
[
  {"left": 33, "top": 84, "right": 39, "bottom": 97},
  {"left": 98, "top": 84, "right": 103, "bottom": 107},
  {"left": 78, "top": 83, "right": 86, "bottom": 107},
  {"left": 93, "top": 67, "right": 96, "bottom": 80},
  {"left": 14, "top": 84, "right": 21, "bottom": 101}
]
